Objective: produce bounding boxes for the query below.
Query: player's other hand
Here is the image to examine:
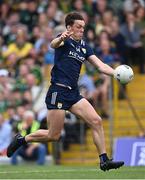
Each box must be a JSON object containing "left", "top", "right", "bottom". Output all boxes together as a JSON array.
[{"left": 60, "top": 31, "right": 73, "bottom": 41}]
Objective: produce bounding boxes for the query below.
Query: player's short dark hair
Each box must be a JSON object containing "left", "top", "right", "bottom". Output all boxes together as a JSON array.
[{"left": 65, "top": 12, "right": 84, "bottom": 28}]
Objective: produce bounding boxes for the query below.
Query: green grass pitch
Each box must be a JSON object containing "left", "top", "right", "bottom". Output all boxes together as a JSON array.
[{"left": 0, "top": 165, "right": 145, "bottom": 179}]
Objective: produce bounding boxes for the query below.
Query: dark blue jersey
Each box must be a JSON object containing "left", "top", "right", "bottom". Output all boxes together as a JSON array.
[{"left": 51, "top": 37, "right": 94, "bottom": 88}]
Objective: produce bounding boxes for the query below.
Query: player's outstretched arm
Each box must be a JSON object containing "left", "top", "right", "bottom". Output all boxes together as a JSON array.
[
  {"left": 50, "top": 31, "right": 73, "bottom": 48},
  {"left": 88, "top": 55, "right": 115, "bottom": 77}
]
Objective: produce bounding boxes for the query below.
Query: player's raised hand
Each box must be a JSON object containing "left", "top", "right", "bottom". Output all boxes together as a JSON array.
[
  {"left": 50, "top": 31, "right": 73, "bottom": 48},
  {"left": 60, "top": 31, "right": 73, "bottom": 41}
]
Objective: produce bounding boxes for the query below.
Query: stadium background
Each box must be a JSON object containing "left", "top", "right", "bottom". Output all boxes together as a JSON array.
[{"left": 0, "top": 0, "right": 145, "bottom": 167}]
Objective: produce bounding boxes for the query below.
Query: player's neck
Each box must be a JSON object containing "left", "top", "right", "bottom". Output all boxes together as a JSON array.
[{"left": 70, "top": 36, "right": 81, "bottom": 42}]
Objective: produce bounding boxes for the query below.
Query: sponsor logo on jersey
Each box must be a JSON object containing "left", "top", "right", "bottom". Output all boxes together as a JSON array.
[{"left": 68, "top": 51, "right": 85, "bottom": 62}]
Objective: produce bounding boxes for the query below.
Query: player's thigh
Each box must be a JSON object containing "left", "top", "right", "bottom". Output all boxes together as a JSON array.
[
  {"left": 47, "top": 109, "right": 65, "bottom": 135},
  {"left": 69, "top": 98, "right": 102, "bottom": 128}
]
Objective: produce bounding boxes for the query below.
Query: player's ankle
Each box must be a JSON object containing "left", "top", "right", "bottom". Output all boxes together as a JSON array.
[{"left": 99, "top": 153, "right": 109, "bottom": 163}]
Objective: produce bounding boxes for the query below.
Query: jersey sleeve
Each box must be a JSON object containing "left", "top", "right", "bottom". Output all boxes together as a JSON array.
[{"left": 85, "top": 43, "right": 95, "bottom": 59}]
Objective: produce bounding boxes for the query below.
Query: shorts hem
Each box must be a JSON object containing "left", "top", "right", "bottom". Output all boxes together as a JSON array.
[{"left": 47, "top": 107, "right": 68, "bottom": 110}]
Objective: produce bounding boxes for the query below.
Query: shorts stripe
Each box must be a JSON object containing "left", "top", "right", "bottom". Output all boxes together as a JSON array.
[{"left": 51, "top": 92, "right": 57, "bottom": 105}]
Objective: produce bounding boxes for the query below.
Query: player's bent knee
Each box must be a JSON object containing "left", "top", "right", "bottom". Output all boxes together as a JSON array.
[
  {"left": 47, "top": 133, "right": 61, "bottom": 141},
  {"left": 52, "top": 135, "right": 60, "bottom": 141},
  {"left": 90, "top": 116, "right": 102, "bottom": 129}
]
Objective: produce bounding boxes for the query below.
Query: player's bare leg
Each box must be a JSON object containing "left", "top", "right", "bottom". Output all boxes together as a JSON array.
[
  {"left": 70, "top": 98, "right": 124, "bottom": 171},
  {"left": 70, "top": 98, "right": 106, "bottom": 154},
  {"left": 25, "top": 110, "right": 65, "bottom": 142},
  {"left": 7, "top": 110, "right": 65, "bottom": 157}
]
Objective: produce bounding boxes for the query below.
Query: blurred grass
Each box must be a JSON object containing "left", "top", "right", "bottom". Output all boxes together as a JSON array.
[{"left": 0, "top": 165, "right": 145, "bottom": 179}]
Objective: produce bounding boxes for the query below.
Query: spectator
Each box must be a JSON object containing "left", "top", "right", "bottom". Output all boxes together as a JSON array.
[
  {"left": 135, "top": 6, "right": 145, "bottom": 53},
  {"left": 35, "top": 26, "right": 54, "bottom": 83},
  {"left": 2, "top": 12, "right": 20, "bottom": 45},
  {"left": 96, "top": 37, "right": 121, "bottom": 66},
  {"left": 123, "top": 0, "right": 145, "bottom": 14},
  {"left": 46, "top": 0, "right": 64, "bottom": 28},
  {"left": 0, "top": 114, "right": 12, "bottom": 155},
  {"left": 5, "top": 53, "right": 19, "bottom": 78},
  {"left": 110, "top": 19, "right": 127, "bottom": 63},
  {"left": 85, "top": 27, "right": 97, "bottom": 50},
  {"left": 0, "top": 69, "right": 14, "bottom": 112},
  {"left": 2, "top": 26, "right": 33, "bottom": 59},
  {"left": 0, "top": 3, "right": 10, "bottom": 25},
  {"left": 11, "top": 89, "right": 23, "bottom": 107},
  {"left": 0, "top": 35, "right": 5, "bottom": 67},
  {"left": 23, "top": 90, "right": 33, "bottom": 106},
  {"left": 25, "top": 73, "right": 41, "bottom": 102},
  {"left": 97, "top": 30, "right": 111, "bottom": 42},
  {"left": 71, "top": 0, "right": 85, "bottom": 14},
  {"left": 93, "top": 0, "right": 113, "bottom": 17},
  {"left": 102, "top": 10, "right": 114, "bottom": 34},
  {"left": 38, "top": 13, "right": 48, "bottom": 33},
  {"left": 16, "top": 105, "right": 26, "bottom": 123},
  {"left": 0, "top": 91, "right": 7, "bottom": 113},
  {"left": 121, "top": 12, "right": 145, "bottom": 73},
  {"left": 14, "top": 64, "right": 30, "bottom": 92},
  {"left": 34, "top": 26, "right": 54, "bottom": 53},
  {"left": 95, "top": 16, "right": 104, "bottom": 36},
  {"left": 24, "top": 58, "right": 43, "bottom": 85},
  {"left": 59, "top": 0, "right": 72, "bottom": 13},
  {"left": 0, "top": 69, "right": 10, "bottom": 92},
  {"left": 19, "top": 0, "right": 38, "bottom": 32},
  {"left": 30, "top": 25, "right": 42, "bottom": 45},
  {"left": 6, "top": 106, "right": 18, "bottom": 131}
]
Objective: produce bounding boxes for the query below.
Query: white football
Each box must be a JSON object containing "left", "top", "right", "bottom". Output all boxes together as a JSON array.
[{"left": 114, "top": 65, "right": 134, "bottom": 84}]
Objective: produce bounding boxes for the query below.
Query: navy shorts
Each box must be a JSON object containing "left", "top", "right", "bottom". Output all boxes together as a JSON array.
[{"left": 45, "top": 84, "right": 83, "bottom": 110}]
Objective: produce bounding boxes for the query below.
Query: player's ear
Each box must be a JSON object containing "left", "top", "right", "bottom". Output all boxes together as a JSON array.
[{"left": 67, "top": 25, "right": 71, "bottom": 31}]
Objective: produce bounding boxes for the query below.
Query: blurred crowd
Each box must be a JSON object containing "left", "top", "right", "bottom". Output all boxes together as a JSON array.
[{"left": 0, "top": 0, "right": 145, "bottom": 164}]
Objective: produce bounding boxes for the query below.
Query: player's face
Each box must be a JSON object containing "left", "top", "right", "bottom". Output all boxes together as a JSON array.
[{"left": 69, "top": 20, "right": 85, "bottom": 40}]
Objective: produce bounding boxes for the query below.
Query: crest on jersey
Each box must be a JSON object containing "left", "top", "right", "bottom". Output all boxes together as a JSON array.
[
  {"left": 76, "top": 46, "right": 81, "bottom": 52},
  {"left": 81, "top": 48, "right": 86, "bottom": 54},
  {"left": 57, "top": 102, "right": 62, "bottom": 109}
]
